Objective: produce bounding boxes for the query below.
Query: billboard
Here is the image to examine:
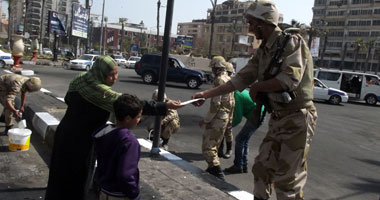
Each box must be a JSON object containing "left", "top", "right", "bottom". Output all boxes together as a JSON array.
[
  {"left": 176, "top": 35, "right": 193, "bottom": 49},
  {"left": 72, "top": 4, "right": 89, "bottom": 38},
  {"left": 48, "top": 11, "right": 67, "bottom": 35},
  {"left": 310, "top": 37, "right": 320, "bottom": 58}
]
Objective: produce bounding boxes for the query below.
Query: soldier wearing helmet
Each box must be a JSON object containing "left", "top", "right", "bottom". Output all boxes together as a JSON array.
[
  {"left": 0, "top": 74, "right": 42, "bottom": 134},
  {"left": 199, "top": 56, "right": 234, "bottom": 180},
  {"left": 193, "top": 1, "right": 317, "bottom": 199},
  {"left": 149, "top": 89, "right": 180, "bottom": 150}
]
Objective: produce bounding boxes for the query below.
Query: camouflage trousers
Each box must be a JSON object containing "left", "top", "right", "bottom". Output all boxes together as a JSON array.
[
  {"left": 161, "top": 120, "right": 180, "bottom": 140},
  {"left": 0, "top": 92, "right": 14, "bottom": 126},
  {"left": 223, "top": 120, "right": 233, "bottom": 143},
  {"left": 202, "top": 113, "right": 230, "bottom": 167},
  {"left": 252, "top": 108, "right": 318, "bottom": 200}
]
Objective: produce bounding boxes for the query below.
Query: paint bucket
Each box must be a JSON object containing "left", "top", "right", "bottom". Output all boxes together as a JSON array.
[{"left": 8, "top": 128, "right": 32, "bottom": 151}]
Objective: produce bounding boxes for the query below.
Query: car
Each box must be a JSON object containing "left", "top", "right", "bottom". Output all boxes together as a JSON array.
[
  {"left": 125, "top": 56, "right": 141, "bottom": 68},
  {"left": 0, "top": 49, "right": 14, "bottom": 68},
  {"left": 113, "top": 55, "right": 127, "bottom": 67},
  {"left": 313, "top": 77, "right": 349, "bottom": 105},
  {"left": 68, "top": 54, "right": 99, "bottom": 71},
  {"left": 42, "top": 48, "right": 53, "bottom": 55},
  {"left": 135, "top": 54, "right": 207, "bottom": 89}
]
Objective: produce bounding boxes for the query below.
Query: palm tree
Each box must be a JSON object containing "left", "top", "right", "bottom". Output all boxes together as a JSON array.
[
  {"left": 353, "top": 38, "right": 364, "bottom": 72},
  {"left": 363, "top": 40, "right": 375, "bottom": 73}
]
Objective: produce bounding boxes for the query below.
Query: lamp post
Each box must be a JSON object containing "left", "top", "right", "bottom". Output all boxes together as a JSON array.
[
  {"left": 99, "top": 0, "right": 105, "bottom": 54},
  {"left": 103, "top": 17, "right": 108, "bottom": 55},
  {"left": 156, "top": 0, "right": 161, "bottom": 49},
  {"left": 85, "top": 0, "right": 93, "bottom": 53},
  {"left": 139, "top": 20, "right": 144, "bottom": 51},
  {"left": 119, "top": 18, "right": 127, "bottom": 53},
  {"left": 230, "top": 19, "right": 237, "bottom": 56}
]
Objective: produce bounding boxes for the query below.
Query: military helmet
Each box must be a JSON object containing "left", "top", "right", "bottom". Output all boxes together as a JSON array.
[
  {"left": 244, "top": 0, "right": 279, "bottom": 26},
  {"left": 225, "top": 62, "right": 234, "bottom": 73},
  {"left": 26, "top": 77, "right": 42, "bottom": 92},
  {"left": 152, "top": 89, "right": 167, "bottom": 101},
  {"left": 209, "top": 56, "right": 227, "bottom": 69}
]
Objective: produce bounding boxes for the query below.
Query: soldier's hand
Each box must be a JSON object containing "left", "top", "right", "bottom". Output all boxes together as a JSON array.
[
  {"left": 166, "top": 100, "right": 183, "bottom": 110},
  {"left": 192, "top": 92, "right": 206, "bottom": 106}
]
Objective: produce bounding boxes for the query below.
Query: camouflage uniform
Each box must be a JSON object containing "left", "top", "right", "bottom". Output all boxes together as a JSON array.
[
  {"left": 229, "top": 1, "right": 318, "bottom": 199},
  {"left": 0, "top": 74, "right": 30, "bottom": 126},
  {"left": 202, "top": 57, "right": 235, "bottom": 168},
  {"left": 151, "top": 90, "right": 180, "bottom": 142}
]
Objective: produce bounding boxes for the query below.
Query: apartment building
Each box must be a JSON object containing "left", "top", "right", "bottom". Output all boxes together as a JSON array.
[
  {"left": 177, "top": 19, "right": 206, "bottom": 50},
  {"left": 313, "top": 0, "right": 380, "bottom": 72}
]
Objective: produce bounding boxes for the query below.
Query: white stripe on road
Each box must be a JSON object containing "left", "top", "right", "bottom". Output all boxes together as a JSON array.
[{"left": 228, "top": 190, "right": 254, "bottom": 200}]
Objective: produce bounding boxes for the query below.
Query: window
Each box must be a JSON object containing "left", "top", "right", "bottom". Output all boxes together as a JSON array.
[
  {"left": 373, "top": 20, "right": 380, "bottom": 25},
  {"left": 365, "top": 75, "right": 380, "bottom": 85},
  {"left": 315, "top": 0, "right": 327, "bottom": 6},
  {"left": 231, "top": 10, "right": 237, "bottom": 14},
  {"left": 238, "top": 9, "right": 244, "bottom": 13},
  {"left": 318, "top": 71, "right": 341, "bottom": 81},
  {"left": 352, "top": 0, "right": 373, "bottom": 4},
  {"left": 348, "top": 31, "right": 370, "bottom": 37},
  {"left": 327, "top": 21, "right": 345, "bottom": 26}
]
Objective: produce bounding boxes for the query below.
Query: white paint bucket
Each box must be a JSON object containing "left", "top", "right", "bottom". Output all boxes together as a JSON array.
[{"left": 8, "top": 128, "right": 32, "bottom": 151}]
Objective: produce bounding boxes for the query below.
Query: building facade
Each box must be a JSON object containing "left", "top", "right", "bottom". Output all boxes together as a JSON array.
[{"left": 312, "top": 0, "right": 380, "bottom": 72}]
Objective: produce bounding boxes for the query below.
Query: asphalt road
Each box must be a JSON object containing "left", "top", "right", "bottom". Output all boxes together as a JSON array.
[{"left": 9, "top": 64, "right": 380, "bottom": 200}]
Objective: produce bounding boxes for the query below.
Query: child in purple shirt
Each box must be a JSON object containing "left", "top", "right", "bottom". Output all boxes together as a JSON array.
[{"left": 93, "top": 94, "right": 143, "bottom": 200}]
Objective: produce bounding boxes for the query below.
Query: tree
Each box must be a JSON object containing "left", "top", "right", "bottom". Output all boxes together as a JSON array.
[{"left": 353, "top": 38, "right": 364, "bottom": 72}]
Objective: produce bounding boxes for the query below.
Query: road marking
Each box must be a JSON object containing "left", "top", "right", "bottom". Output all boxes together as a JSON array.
[
  {"left": 228, "top": 190, "right": 254, "bottom": 200},
  {"left": 40, "top": 88, "right": 51, "bottom": 93}
]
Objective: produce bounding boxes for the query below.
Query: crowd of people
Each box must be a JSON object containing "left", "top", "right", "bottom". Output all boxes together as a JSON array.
[{"left": 0, "top": 1, "right": 318, "bottom": 200}]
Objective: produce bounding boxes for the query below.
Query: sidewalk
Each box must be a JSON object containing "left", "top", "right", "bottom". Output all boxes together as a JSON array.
[{"left": 0, "top": 82, "right": 251, "bottom": 199}]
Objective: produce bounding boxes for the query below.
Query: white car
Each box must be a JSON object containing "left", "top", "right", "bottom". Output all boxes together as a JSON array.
[
  {"left": 313, "top": 78, "right": 349, "bottom": 105},
  {"left": 42, "top": 48, "right": 53, "bottom": 55},
  {"left": 113, "top": 55, "right": 127, "bottom": 67},
  {"left": 0, "top": 50, "right": 14, "bottom": 67},
  {"left": 125, "top": 56, "right": 141, "bottom": 68},
  {"left": 68, "top": 54, "right": 99, "bottom": 71}
]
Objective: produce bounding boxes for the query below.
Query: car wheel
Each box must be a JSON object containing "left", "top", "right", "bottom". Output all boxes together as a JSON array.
[
  {"left": 187, "top": 77, "right": 200, "bottom": 89},
  {"left": 143, "top": 72, "right": 156, "bottom": 84},
  {"left": 0, "top": 60, "right": 5, "bottom": 68},
  {"left": 86, "top": 65, "right": 91, "bottom": 71},
  {"left": 329, "top": 95, "right": 341, "bottom": 105},
  {"left": 365, "top": 94, "right": 378, "bottom": 105}
]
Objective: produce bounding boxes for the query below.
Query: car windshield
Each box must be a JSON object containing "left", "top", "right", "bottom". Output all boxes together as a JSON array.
[
  {"left": 314, "top": 79, "right": 327, "bottom": 88},
  {"left": 114, "top": 55, "right": 123, "bottom": 59},
  {"left": 175, "top": 59, "right": 185, "bottom": 68},
  {"left": 78, "top": 55, "right": 92, "bottom": 60}
]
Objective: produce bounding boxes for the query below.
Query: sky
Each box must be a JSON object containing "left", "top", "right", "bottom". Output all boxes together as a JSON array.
[{"left": 85, "top": 0, "right": 314, "bottom": 33}]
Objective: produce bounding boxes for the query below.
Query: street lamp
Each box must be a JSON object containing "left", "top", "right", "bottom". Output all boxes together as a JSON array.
[
  {"left": 99, "top": 0, "right": 106, "bottom": 54},
  {"left": 104, "top": 16, "right": 108, "bottom": 55},
  {"left": 139, "top": 20, "right": 144, "bottom": 49}
]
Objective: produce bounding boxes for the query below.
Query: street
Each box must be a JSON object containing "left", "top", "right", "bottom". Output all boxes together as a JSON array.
[{"left": 8, "top": 64, "right": 380, "bottom": 200}]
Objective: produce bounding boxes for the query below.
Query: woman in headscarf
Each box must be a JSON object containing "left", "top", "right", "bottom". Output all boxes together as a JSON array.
[{"left": 45, "top": 56, "right": 181, "bottom": 200}]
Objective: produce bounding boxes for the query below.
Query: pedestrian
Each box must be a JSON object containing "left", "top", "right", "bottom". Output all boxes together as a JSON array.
[
  {"left": 149, "top": 89, "right": 180, "bottom": 150},
  {"left": 199, "top": 56, "right": 234, "bottom": 180},
  {"left": 45, "top": 56, "right": 182, "bottom": 200},
  {"left": 224, "top": 89, "right": 263, "bottom": 174},
  {"left": 0, "top": 74, "right": 41, "bottom": 134},
  {"left": 192, "top": 1, "right": 317, "bottom": 199},
  {"left": 93, "top": 94, "right": 143, "bottom": 200}
]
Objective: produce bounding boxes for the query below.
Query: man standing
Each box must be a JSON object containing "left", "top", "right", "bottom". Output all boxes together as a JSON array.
[
  {"left": 193, "top": 1, "right": 317, "bottom": 199},
  {"left": 0, "top": 74, "right": 42, "bottom": 134},
  {"left": 200, "top": 56, "right": 234, "bottom": 180}
]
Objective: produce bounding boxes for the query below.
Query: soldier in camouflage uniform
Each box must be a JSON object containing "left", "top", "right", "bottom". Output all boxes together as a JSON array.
[
  {"left": 193, "top": 1, "right": 317, "bottom": 199},
  {"left": 218, "top": 62, "right": 235, "bottom": 159},
  {"left": 0, "top": 74, "right": 42, "bottom": 134},
  {"left": 150, "top": 89, "right": 180, "bottom": 150},
  {"left": 199, "top": 56, "right": 234, "bottom": 180}
]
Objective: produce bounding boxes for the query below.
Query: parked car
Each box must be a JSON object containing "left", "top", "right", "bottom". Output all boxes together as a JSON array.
[
  {"left": 42, "top": 48, "right": 53, "bottom": 55},
  {"left": 113, "top": 55, "right": 127, "bottom": 67},
  {"left": 313, "top": 77, "right": 348, "bottom": 105},
  {"left": 314, "top": 68, "right": 380, "bottom": 105},
  {"left": 68, "top": 54, "right": 99, "bottom": 71},
  {"left": 125, "top": 56, "right": 141, "bottom": 68},
  {"left": 135, "top": 54, "right": 207, "bottom": 89},
  {"left": 0, "top": 49, "right": 14, "bottom": 68}
]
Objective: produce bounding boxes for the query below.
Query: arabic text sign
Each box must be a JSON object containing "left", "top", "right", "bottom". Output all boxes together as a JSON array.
[
  {"left": 49, "top": 11, "right": 67, "bottom": 35},
  {"left": 72, "top": 4, "right": 89, "bottom": 38}
]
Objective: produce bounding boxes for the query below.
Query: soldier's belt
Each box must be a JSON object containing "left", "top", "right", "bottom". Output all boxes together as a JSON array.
[{"left": 271, "top": 109, "right": 303, "bottom": 119}]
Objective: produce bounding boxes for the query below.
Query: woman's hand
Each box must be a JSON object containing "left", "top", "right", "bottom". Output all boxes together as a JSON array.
[{"left": 166, "top": 100, "right": 183, "bottom": 110}]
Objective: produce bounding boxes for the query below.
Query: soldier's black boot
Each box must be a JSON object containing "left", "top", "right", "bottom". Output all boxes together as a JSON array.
[
  {"left": 224, "top": 141, "right": 233, "bottom": 159},
  {"left": 243, "top": 165, "right": 248, "bottom": 173},
  {"left": 206, "top": 165, "right": 225, "bottom": 180}
]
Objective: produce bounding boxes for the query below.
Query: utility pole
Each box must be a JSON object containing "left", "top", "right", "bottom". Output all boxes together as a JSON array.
[
  {"left": 39, "top": 0, "right": 46, "bottom": 54},
  {"left": 119, "top": 18, "right": 127, "bottom": 53},
  {"left": 103, "top": 17, "right": 108, "bottom": 55},
  {"left": 156, "top": 0, "right": 161, "bottom": 50},
  {"left": 208, "top": 0, "right": 217, "bottom": 59},
  {"left": 99, "top": 0, "right": 105, "bottom": 54},
  {"left": 85, "top": 0, "right": 92, "bottom": 53}
]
